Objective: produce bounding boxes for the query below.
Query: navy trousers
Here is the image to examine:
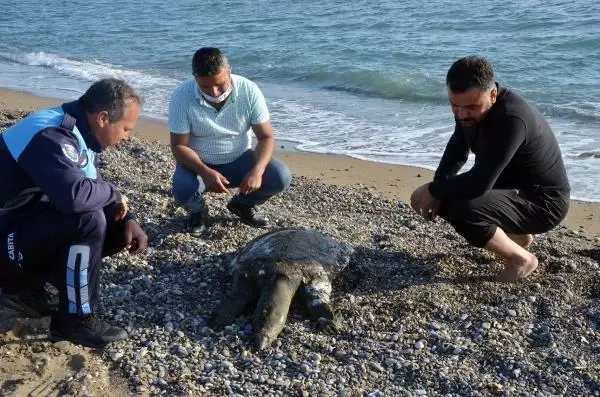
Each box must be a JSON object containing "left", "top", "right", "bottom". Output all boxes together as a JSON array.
[{"left": 0, "top": 202, "right": 126, "bottom": 316}]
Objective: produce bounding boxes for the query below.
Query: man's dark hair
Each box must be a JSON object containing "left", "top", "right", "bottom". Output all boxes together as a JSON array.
[
  {"left": 446, "top": 56, "right": 495, "bottom": 93},
  {"left": 192, "top": 47, "right": 230, "bottom": 77},
  {"left": 80, "top": 78, "right": 142, "bottom": 122}
]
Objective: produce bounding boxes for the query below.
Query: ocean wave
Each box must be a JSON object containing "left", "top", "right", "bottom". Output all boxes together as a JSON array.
[
  {"left": 0, "top": 51, "right": 178, "bottom": 91},
  {"left": 546, "top": 102, "right": 600, "bottom": 123},
  {"left": 266, "top": 67, "right": 447, "bottom": 104},
  {"left": 574, "top": 151, "right": 600, "bottom": 159},
  {"left": 0, "top": 51, "right": 179, "bottom": 117}
]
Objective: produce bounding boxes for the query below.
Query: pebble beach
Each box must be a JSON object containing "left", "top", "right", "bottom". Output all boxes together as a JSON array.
[{"left": 1, "top": 104, "right": 600, "bottom": 396}]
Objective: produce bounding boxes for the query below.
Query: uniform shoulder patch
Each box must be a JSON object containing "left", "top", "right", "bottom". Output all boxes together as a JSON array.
[{"left": 61, "top": 143, "right": 79, "bottom": 163}]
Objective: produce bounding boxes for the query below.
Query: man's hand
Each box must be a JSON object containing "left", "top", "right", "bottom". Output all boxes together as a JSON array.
[
  {"left": 203, "top": 169, "right": 230, "bottom": 193},
  {"left": 115, "top": 194, "right": 129, "bottom": 221},
  {"left": 124, "top": 220, "right": 148, "bottom": 254},
  {"left": 410, "top": 183, "right": 441, "bottom": 221},
  {"left": 240, "top": 167, "right": 264, "bottom": 195}
]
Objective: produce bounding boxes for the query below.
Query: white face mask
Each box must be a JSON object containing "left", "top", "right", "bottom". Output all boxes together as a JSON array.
[{"left": 200, "top": 83, "right": 233, "bottom": 104}]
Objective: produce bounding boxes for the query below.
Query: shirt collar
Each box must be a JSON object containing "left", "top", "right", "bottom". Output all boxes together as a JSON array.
[
  {"left": 194, "top": 74, "right": 238, "bottom": 106},
  {"left": 61, "top": 100, "right": 102, "bottom": 152}
]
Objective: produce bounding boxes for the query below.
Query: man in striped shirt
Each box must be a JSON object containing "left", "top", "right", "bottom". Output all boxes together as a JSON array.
[{"left": 168, "top": 48, "right": 292, "bottom": 232}]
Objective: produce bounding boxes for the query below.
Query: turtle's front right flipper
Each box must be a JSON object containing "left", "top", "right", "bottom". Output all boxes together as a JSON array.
[
  {"left": 299, "top": 277, "right": 341, "bottom": 335},
  {"left": 209, "top": 271, "right": 259, "bottom": 329}
]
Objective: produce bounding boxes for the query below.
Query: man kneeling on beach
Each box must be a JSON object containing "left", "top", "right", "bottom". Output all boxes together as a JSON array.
[
  {"left": 168, "top": 47, "right": 292, "bottom": 233},
  {"left": 0, "top": 79, "right": 148, "bottom": 347},
  {"left": 410, "top": 56, "right": 570, "bottom": 281}
]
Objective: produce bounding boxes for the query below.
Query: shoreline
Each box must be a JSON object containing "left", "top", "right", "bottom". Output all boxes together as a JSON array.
[{"left": 2, "top": 87, "right": 599, "bottom": 237}]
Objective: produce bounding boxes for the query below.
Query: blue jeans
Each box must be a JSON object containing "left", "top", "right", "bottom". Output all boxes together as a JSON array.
[{"left": 172, "top": 150, "right": 292, "bottom": 213}]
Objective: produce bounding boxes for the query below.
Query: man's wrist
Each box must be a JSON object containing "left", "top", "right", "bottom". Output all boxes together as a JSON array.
[
  {"left": 252, "top": 164, "right": 267, "bottom": 175},
  {"left": 123, "top": 212, "right": 136, "bottom": 223}
]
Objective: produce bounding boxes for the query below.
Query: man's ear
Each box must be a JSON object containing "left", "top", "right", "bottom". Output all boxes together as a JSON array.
[
  {"left": 490, "top": 86, "right": 498, "bottom": 104},
  {"left": 97, "top": 110, "right": 110, "bottom": 128}
]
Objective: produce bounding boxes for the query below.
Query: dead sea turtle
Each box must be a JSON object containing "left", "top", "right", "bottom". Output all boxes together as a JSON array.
[{"left": 209, "top": 228, "right": 354, "bottom": 350}]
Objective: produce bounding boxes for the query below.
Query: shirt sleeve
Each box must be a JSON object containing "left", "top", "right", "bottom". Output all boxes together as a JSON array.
[
  {"left": 168, "top": 86, "right": 191, "bottom": 134},
  {"left": 17, "top": 127, "right": 119, "bottom": 213},
  {"left": 433, "top": 126, "right": 470, "bottom": 182},
  {"left": 249, "top": 82, "right": 270, "bottom": 125},
  {"left": 429, "top": 117, "right": 527, "bottom": 200}
]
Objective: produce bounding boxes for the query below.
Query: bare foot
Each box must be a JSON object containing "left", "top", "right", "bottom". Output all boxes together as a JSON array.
[
  {"left": 496, "top": 253, "right": 539, "bottom": 282},
  {"left": 507, "top": 234, "right": 534, "bottom": 249}
]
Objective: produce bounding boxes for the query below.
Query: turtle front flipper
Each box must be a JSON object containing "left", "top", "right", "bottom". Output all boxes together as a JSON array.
[
  {"left": 252, "top": 272, "right": 302, "bottom": 350},
  {"left": 209, "top": 270, "right": 260, "bottom": 329},
  {"left": 299, "top": 277, "right": 341, "bottom": 335}
]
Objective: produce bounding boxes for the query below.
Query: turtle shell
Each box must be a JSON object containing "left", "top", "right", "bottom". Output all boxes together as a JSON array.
[{"left": 231, "top": 228, "right": 354, "bottom": 272}]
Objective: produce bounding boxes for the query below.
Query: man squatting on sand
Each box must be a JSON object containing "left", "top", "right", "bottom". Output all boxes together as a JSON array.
[
  {"left": 411, "top": 56, "right": 570, "bottom": 282},
  {"left": 168, "top": 47, "right": 292, "bottom": 232},
  {"left": 0, "top": 79, "right": 148, "bottom": 348}
]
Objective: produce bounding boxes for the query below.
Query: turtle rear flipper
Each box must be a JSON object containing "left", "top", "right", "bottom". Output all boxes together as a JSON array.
[
  {"left": 253, "top": 273, "right": 302, "bottom": 350},
  {"left": 299, "top": 278, "right": 341, "bottom": 335},
  {"left": 209, "top": 271, "right": 259, "bottom": 329}
]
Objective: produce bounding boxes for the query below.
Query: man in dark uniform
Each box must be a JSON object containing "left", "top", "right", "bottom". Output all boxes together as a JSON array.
[
  {"left": 0, "top": 78, "right": 148, "bottom": 347},
  {"left": 410, "top": 56, "right": 570, "bottom": 282}
]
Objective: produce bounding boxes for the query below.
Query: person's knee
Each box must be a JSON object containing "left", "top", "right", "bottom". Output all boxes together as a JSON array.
[
  {"left": 79, "top": 208, "right": 108, "bottom": 238},
  {"left": 172, "top": 168, "right": 201, "bottom": 205},
  {"left": 443, "top": 199, "right": 474, "bottom": 222},
  {"left": 265, "top": 160, "right": 292, "bottom": 193}
]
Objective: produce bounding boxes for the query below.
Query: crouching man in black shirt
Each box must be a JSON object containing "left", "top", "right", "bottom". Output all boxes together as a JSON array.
[{"left": 410, "top": 56, "right": 570, "bottom": 282}]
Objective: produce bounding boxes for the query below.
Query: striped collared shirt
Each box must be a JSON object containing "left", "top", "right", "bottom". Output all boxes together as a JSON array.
[{"left": 168, "top": 74, "right": 269, "bottom": 165}]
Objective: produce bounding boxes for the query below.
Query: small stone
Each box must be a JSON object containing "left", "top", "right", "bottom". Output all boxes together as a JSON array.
[
  {"left": 415, "top": 390, "right": 427, "bottom": 396},
  {"left": 459, "top": 314, "right": 469, "bottom": 321},
  {"left": 369, "top": 362, "right": 385, "bottom": 372},
  {"left": 111, "top": 352, "right": 124, "bottom": 362},
  {"left": 415, "top": 340, "right": 425, "bottom": 350},
  {"left": 221, "top": 360, "right": 234, "bottom": 371},
  {"left": 176, "top": 346, "right": 189, "bottom": 357},
  {"left": 137, "top": 347, "right": 148, "bottom": 359},
  {"left": 176, "top": 330, "right": 184, "bottom": 337},
  {"left": 506, "top": 309, "right": 517, "bottom": 317},
  {"left": 334, "top": 349, "right": 347, "bottom": 360},
  {"left": 157, "top": 378, "right": 167, "bottom": 386},
  {"left": 430, "top": 322, "right": 441, "bottom": 331},
  {"left": 513, "top": 368, "right": 521, "bottom": 378},
  {"left": 482, "top": 322, "right": 492, "bottom": 330},
  {"left": 527, "top": 296, "right": 537, "bottom": 303},
  {"left": 53, "top": 341, "right": 71, "bottom": 350}
]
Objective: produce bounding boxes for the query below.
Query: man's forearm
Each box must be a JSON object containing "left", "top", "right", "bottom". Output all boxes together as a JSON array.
[
  {"left": 172, "top": 145, "right": 212, "bottom": 177},
  {"left": 253, "top": 137, "right": 275, "bottom": 172}
]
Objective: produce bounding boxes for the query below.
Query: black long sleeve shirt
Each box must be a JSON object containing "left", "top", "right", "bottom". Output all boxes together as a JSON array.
[{"left": 429, "top": 86, "right": 570, "bottom": 201}]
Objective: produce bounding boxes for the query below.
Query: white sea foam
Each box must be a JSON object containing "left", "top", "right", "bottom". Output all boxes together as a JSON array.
[{"left": 0, "top": 52, "right": 178, "bottom": 117}]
